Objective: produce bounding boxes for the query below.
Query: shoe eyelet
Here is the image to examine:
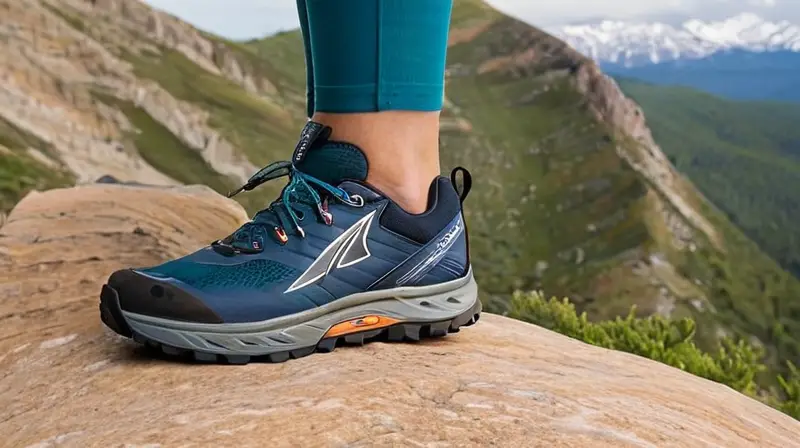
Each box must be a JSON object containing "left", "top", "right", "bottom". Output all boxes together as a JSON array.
[
  {"left": 347, "top": 194, "right": 364, "bottom": 208},
  {"left": 322, "top": 210, "right": 333, "bottom": 226},
  {"left": 274, "top": 227, "right": 288, "bottom": 244},
  {"left": 296, "top": 210, "right": 305, "bottom": 221}
]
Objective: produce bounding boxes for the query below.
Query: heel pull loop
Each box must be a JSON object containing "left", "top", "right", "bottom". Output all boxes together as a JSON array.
[{"left": 450, "top": 167, "right": 472, "bottom": 205}]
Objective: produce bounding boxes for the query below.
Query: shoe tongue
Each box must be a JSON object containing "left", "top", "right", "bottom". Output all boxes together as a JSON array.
[{"left": 292, "top": 121, "right": 368, "bottom": 184}]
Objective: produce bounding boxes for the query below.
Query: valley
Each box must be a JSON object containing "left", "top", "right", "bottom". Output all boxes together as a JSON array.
[{"left": 619, "top": 79, "right": 800, "bottom": 280}]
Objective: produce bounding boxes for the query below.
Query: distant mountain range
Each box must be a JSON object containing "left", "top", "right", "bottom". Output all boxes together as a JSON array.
[
  {"left": 549, "top": 14, "right": 800, "bottom": 102},
  {"left": 606, "top": 50, "right": 800, "bottom": 102},
  {"left": 550, "top": 13, "right": 800, "bottom": 66}
]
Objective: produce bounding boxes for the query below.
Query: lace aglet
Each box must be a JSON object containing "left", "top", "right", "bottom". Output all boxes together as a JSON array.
[
  {"left": 227, "top": 186, "right": 244, "bottom": 198},
  {"left": 317, "top": 201, "right": 333, "bottom": 226}
]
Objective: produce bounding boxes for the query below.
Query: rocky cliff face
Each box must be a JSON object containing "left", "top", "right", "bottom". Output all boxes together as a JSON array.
[
  {"left": 573, "top": 63, "right": 719, "bottom": 249},
  {"left": 1, "top": 184, "right": 798, "bottom": 446},
  {"left": 0, "top": 0, "right": 268, "bottom": 185},
  {"left": 2, "top": 0, "right": 799, "bottom": 370}
]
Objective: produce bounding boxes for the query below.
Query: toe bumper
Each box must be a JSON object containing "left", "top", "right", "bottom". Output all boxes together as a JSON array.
[
  {"left": 102, "top": 269, "right": 224, "bottom": 326},
  {"left": 99, "top": 284, "right": 133, "bottom": 337}
]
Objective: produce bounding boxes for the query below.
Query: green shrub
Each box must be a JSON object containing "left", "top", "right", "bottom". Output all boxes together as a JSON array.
[
  {"left": 775, "top": 362, "right": 800, "bottom": 419},
  {"left": 508, "top": 291, "right": 797, "bottom": 419}
]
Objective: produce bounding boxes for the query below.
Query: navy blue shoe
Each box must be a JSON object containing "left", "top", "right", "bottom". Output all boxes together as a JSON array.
[{"left": 99, "top": 121, "right": 481, "bottom": 364}]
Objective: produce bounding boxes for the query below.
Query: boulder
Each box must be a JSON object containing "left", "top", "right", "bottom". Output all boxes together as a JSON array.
[{"left": 1, "top": 185, "right": 797, "bottom": 447}]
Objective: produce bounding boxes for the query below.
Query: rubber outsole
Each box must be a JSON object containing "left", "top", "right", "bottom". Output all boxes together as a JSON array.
[{"left": 99, "top": 284, "right": 481, "bottom": 365}]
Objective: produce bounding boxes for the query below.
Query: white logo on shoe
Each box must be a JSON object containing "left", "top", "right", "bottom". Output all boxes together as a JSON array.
[{"left": 284, "top": 210, "right": 376, "bottom": 293}]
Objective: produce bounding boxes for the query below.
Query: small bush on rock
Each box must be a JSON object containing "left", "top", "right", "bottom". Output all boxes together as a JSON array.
[
  {"left": 775, "top": 362, "right": 800, "bottom": 419},
  {"left": 508, "top": 291, "right": 799, "bottom": 420}
]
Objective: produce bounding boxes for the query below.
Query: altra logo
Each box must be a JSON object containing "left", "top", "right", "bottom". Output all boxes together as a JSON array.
[
  {"left": 395, "top": 215, "right": 463, "bottom": 287},
  {"left": 293, "top": 132, "right": 312, "bottom": 162},
  {"left": 292, "top": 121, "right": 325, "bottom": 163},
  {"left": 285, "top": 210, "right": 377, "bottom": 293}
]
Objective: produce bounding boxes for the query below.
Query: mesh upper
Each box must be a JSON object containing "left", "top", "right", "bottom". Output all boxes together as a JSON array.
[
  {"left": 144, "top": 259, "right": 298, "bottom": 290},
  {"left": 137, "top": 142, "right": 366, "bottom": 294}
]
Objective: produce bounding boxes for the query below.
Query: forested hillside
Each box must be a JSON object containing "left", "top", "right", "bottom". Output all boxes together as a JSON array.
[{"left": 619, "top": 78, "right": 800, "bottom": 278}]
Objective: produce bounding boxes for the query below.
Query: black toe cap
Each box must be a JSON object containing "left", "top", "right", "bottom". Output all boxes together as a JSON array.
[{"left": 108, "top": 269, "right": 224, "bottom": 324}]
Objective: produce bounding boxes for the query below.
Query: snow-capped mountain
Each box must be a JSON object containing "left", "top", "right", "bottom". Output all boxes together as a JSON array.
[{"left": 550, "top": 13, "right": 800, "bottom": 66}]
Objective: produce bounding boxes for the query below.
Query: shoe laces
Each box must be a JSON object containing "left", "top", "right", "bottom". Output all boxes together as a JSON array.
[{"left": 215, "top": 161, "right": 364, "bottom": 251}]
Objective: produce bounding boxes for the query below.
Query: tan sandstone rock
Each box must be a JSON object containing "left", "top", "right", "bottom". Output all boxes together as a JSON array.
[{"left": 0, "top": 185, "right": 798, "bottom": 447}]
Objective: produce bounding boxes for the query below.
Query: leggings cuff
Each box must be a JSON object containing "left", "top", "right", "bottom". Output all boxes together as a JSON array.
[{"left": 314, "top": 83, "right": 445, "bottom": 113}]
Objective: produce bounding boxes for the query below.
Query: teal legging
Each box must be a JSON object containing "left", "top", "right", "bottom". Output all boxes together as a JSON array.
[{"left": 296, "top": 0, "right": 453, "bottom": 117}]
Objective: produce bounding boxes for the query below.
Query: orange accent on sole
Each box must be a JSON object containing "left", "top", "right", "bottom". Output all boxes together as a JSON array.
[{"left": 323, "top": 315, "right": 402, "bottom": 338}]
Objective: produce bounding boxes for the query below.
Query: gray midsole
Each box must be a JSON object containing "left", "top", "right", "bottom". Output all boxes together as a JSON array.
[{"left": 121, "top": 269, "right": 479, "bottom": 356}]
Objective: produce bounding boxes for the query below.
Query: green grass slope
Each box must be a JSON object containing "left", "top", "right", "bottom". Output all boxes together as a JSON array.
[
  {"left": 92, "top": 92, "right": 234, "bottom": 194},
  {"left": 0, "top": 117, "right": 74, "bottom": 213},
  {"left": 618, "top": 78, "right": 800, "bottom": 279},
  {"left": 123, "top": 48, "right": 301, "bottom": 169}
]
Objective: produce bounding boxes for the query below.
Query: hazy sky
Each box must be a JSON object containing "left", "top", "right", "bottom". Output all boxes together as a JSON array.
[{"left": 144, "top": 0, "right": 798, "bottom": 40}]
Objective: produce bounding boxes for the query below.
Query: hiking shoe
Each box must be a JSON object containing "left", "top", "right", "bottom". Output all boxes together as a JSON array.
[{"left": 99, "top": 121, "right": 481, "bottom": 364}]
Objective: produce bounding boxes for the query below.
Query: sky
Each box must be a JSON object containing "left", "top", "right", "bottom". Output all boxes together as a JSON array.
[{"left": 144, "top": 0, "right": 799, "bottom": 40}]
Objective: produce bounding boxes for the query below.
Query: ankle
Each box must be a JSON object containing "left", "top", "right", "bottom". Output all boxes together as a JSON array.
[
  {"left": 312, "top": 111, "right": 441, "bottom": 214},
  {"left": 367, "top": 171, "right": 437, "bottom": 214}
]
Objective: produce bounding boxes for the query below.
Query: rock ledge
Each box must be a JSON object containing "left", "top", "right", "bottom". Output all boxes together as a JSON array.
[{"left": 1, "top": 185, "right": 797, "bottom": 447}]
